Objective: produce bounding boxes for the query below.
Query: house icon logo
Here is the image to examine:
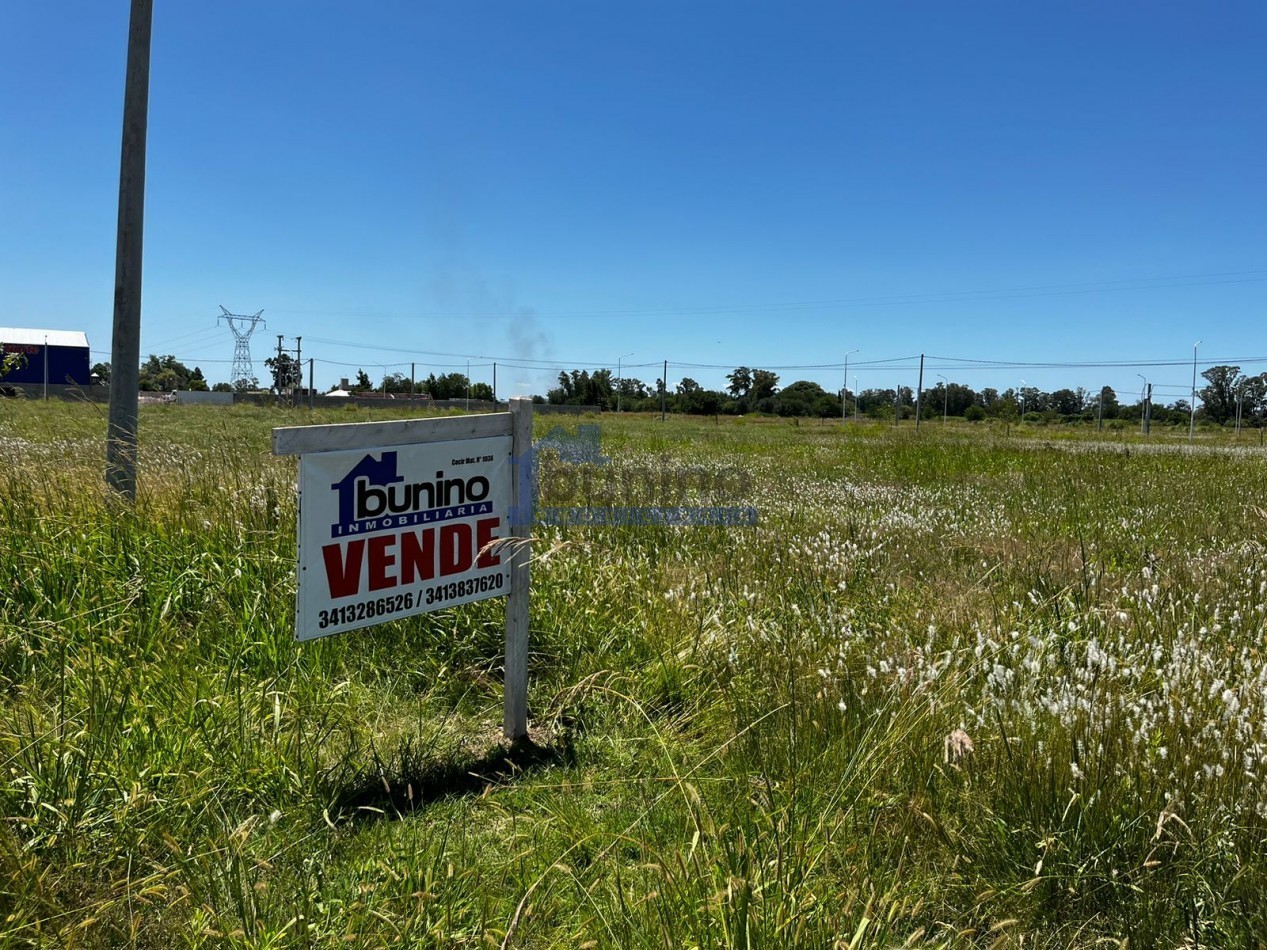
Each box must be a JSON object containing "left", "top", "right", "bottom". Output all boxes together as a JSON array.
[{"left": 330, "top": 452, "right": 403, "bottom": 530}]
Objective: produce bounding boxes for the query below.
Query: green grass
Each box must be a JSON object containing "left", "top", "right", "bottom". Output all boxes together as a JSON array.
[{"left": 1, "top": 401, "right": 1266, "bottom": 946}]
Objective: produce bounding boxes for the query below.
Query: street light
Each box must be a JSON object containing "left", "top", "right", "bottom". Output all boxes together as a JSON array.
[
  {"left": 617, "top": 352, "right": 634, "bottom": 412},
  {"left": 937, "top": 373, "right": 948, "bottom": 422},
  {"left": 842, "top": 349, "right": 859, "bottom": 423},
  {"left": 1189, "top": 340, "right": 1201, "bottom": 443}
]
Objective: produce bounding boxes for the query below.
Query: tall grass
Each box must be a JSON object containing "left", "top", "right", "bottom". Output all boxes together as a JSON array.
[{"left": 0, "top": 401, "right": 1265, "bottom": 946}]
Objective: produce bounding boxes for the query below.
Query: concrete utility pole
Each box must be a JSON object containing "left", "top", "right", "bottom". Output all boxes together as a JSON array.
[
  {"left": 661, "top": 360, "right": 667, "bottom": 422},
  {"left": 1137, "top": 374, "right": 1149, "bottom": 436},
  {"left": 841, "top": 349, "right": 859, "bottom": 423},
  {"left": 617, "top": 352, "right": 633, "bottom": 413},
  {"left": 915, "top": 354, "right": 925, "bottom": 431},
  {"left": 1189, "top": 340, "right": 1201, "bottom": 443},
  {"left": 106, "top": 0, "right": 154, "bottom": 501}
]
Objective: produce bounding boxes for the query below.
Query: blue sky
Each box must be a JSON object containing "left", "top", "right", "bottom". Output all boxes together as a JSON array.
[{"left": 2, "top": 1, "right": 1265, "bottom": 402}]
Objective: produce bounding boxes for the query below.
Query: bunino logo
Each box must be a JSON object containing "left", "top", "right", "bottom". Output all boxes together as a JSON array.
[{"left": 329, "top": 451, "right": 494, "bottom": 537}]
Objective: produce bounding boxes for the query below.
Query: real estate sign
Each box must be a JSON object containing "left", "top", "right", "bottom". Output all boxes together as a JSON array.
[
  {"left": 296, "top": 435, "right": 511, "bottom": 639},
  {"left": 273, "top": 401, "right": 534, "bottom": 740}
]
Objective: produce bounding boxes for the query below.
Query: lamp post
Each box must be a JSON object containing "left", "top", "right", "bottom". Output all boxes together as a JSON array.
[
  {"left": 1189, "top": 340, "right": 1201, "bottom": 443},
  {"left": 841, "top": 349, "right": 859, "bottom": 423},
  {"left": 937, "top": 373, "right": 948, "bottom": 422},
  {"left": 617, "top": 352, "right": 633, "bottom": 412}
]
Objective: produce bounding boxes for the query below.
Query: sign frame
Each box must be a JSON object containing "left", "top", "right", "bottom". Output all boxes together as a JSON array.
[{"left": 273, "top": 398, "right": 533, "bottom": 740}]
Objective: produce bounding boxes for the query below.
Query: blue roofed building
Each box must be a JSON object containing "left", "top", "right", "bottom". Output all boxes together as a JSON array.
[{"left": 0, "top": 328, "right": 91, "bottom": 386}]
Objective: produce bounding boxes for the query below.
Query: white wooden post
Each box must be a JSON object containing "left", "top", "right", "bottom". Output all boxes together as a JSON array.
[{"left": 505, "top": 397, "right": 533, "bottom": 740}]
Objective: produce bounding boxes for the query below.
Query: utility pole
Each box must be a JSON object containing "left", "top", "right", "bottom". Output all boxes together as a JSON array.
[
  {"left": 1097, "top": 395, "right": 1103, "bottom": 431},
  {"left": 842, "top": 349, "right": 858, "bottom": 423},
  {"left": 937, "top": 373, "right": 948, "bottom": 422},
  {"left": 105, "top": 0, "right": 153, "bottom": 502},
  {"left": 493, "top": 362, "right": 497, "bottom": 404},
  {"left": 617, "top": 352, "right": 633, "bottom": 413},
  {"left": 294, "top": 336, "right": 302, "bottom": 403},
  {"left": 661, "top": 360, "right": 667, "bottom": 422},
  {"left": 1137, "top": 374, "right": 1148, "bottom": 435},
  {"left": 915, "top": 354, "right": 925, "bottom": 431},
  {"left": 1189, "top": 340, "right": 1201, "bottom": 443},
  {"left": 308, "top": 358, "right": 314, "bottom": 409}
]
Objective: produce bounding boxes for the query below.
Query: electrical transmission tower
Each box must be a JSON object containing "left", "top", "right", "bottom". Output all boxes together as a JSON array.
[{"left": 218, "top": 306, "right": 265, "bottom": 388}]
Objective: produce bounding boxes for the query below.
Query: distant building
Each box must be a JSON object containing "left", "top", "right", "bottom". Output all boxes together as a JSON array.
[{"left": 0, "top": 328, "right": 91, "bottom": 386}]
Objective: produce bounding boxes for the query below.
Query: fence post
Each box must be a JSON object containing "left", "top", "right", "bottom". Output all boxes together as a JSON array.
[{"left": 504, "top": 397, "right": 533, "bottom": 741}]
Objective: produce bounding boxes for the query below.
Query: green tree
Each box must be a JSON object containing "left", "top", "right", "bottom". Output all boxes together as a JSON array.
[
  {"left": 380, "top": 372, "right": 412, "bottom": 394},
  {"left": 775, "top": 380, "right": 838, "bottom": 417},
  {"left": 265, "top": 354, "right": 303, "bottom": 393},
  {"left": 91, "top": 361, "right": 111, "bottom": 383},
  {"left": 353, "top": 370, "right": 373, "bottom": 393},
  {"left": 1199, "top": 365, "right": 1243, "bottom": 424},
  {"left": 421, "top": 372, "right": 470, "bottom": 400},
  {"left": 1098, "top": 386, "right": 1119, "bottom": 419},
  {"left": 726, "top": 367, "right": 752, "bottom": 399},
  {"left": 1049, "top": 388, "right": 1082, "bottom": 415},
  {"left": 751, "top": 369, "right": 780, "bottom": 401},
  {"left": 0, "top": 348, "right": 28, "bottom": 381},
  {"left": 138, "top": 354, "right": 208, "bottom": 392}
]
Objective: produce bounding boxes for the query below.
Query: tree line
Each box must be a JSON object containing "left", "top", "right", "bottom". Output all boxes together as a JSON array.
[
  {"left": 546, "top": 364, "right": 1267, "bottom": 426},
  {"left": 85, "top": 356, "right": 1267, "bottom": 427}
]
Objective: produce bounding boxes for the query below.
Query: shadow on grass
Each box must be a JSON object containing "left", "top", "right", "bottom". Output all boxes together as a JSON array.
[{"left": 325, "top": 733, "right": 573, "bottom": 825}]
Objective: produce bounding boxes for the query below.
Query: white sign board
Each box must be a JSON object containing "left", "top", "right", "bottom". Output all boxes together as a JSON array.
[
  {"left": 274, "top": 401, "right": 534, "bottom": 741},
  {"left": 296, "top": 435, "right": 512, "bottom": 639}
]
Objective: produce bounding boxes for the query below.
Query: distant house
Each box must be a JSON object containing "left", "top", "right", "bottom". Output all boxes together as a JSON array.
[{"left": 0, "top": 328, "right": 91, "bottom": 386}]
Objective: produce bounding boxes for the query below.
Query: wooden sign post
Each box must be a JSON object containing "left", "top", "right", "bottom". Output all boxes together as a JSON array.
[{"left": 273, "top": 398, "right": 534, "bottom": 740}]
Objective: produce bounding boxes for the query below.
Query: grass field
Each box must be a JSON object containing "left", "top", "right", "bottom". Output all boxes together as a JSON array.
[{"left": 1, "top": 401, "right": 1265, "bottom": 947}]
